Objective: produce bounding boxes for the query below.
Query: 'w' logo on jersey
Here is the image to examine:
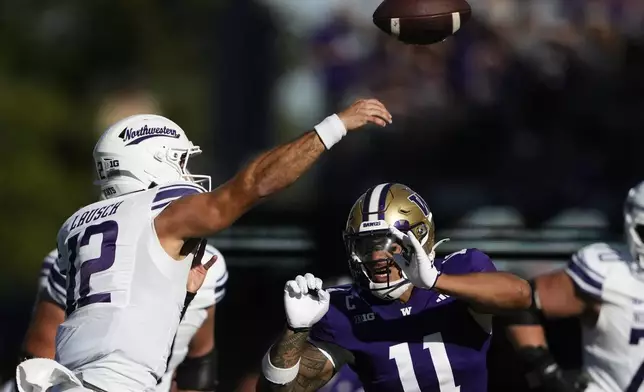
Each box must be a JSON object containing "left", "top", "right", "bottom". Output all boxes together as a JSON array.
[{"left": 400, "top": 307, "right": 412, "bottom": 316}]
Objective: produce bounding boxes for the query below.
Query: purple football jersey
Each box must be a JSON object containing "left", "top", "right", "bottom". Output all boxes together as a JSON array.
[{"left": 310, "top": 248, "right": 496, "bottom": 392}]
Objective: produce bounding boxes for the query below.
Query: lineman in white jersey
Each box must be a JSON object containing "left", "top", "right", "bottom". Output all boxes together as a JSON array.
[
  {"left": 16, "top": 100, "right": 393, "bottom": 391},
  {"left": 504, "top": 180, "right": 644, "bottom": 392},
  {"left": 2, "top": 243, "right": 227, "bottom": 392}
]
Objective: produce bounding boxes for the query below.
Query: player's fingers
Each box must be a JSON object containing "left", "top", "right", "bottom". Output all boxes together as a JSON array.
[
  {"left": 285, "top": 280, "right": 301, "bottom": 296},
  {"left": 295, "top": 275, "right": 308, "bottom": 295},
  {"left": 304, "top": 273, "right": 317, "bottom": 290},
  {"left": 314, "top": 277, "right": 323, "bottom": 291},
  {"left": 361, "top": 104, "right": 392, "bottom": 124},
  {"left": 363, "top": 101, "right": 392, "bottom": 121},
  {"left": 389, "top": 226, "right": 406, "bottom": 241},
  {"left": 365, "top": 98, "right": 386, "bottom": 107},
  {"left": 317, "top": 289, "right": 330, "bottom": 303},
  {"left": 406, "top": 231, "right": 423, "bottom": 250},
  {"left": 390, "top": 226, "right": 412, "bottom": 248},
  {"left": 203, "top": 255, "right": 218, "bottom": 270},
  {"left": 367, "top": 116, "right": 388, "bottom": 127}
]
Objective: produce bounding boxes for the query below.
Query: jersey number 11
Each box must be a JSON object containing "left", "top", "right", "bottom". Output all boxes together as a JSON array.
[{"left": 389, "top": 332, "right": 460, "bottom": 392}]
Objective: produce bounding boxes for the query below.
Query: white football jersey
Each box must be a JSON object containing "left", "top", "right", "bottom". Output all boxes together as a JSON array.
[
  {"left": 566, "top": 242, "right": 644, "bottom": 392},
  {"left": 31, "top": 244, "right": 227, "bottom": 392},
  {"left": 54, "top": 181, "right": 206, "bottom": 392},
  {"left": 156, "top": 244, "right": 228, "bottom": 392}
]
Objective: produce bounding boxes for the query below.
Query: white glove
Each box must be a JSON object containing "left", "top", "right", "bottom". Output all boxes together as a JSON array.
[
  {"left": 284, "top": 273, "right": 330, "bottom": 329},
  {"left": 389, "top": 227, "right": 442, "bottom": 290}
]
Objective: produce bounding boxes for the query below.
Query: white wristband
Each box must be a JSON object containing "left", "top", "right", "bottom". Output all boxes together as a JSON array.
[
  {"left": 261, "top": 346, "right": 301, "bottom": 385},
  {"left": 314, "top": 114, "right": 347, "bottom": 150}
]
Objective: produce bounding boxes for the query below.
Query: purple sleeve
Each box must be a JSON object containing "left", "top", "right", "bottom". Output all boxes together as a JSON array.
[
  {"left": 468, "top": 249, "right": 497, "bottom": 273},
  {"left": 440, "top": 248, "right": 497, "bottom": 275}
]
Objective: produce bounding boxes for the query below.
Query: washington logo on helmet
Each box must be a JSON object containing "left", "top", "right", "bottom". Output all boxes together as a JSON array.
[{"left": 118, "top": 125, "right": 180, "bottom": 146}]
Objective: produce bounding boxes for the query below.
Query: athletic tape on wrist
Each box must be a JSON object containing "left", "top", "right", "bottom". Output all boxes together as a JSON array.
[
  {"left": 261, "top": 346, "right": 301, "bottom": 385},
  {"left": 314, "top": 114, "right": 347, "bottom": 150}
]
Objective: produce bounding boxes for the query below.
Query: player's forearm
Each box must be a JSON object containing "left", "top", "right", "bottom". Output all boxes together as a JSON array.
[
  {"left": 194, "top": 131, "right": 325, "bottom": 237},
  {"left": 239, "top": 131, "right": 325, "bottom": 200},
  {"left": 434, "top": 272, "right": 532, "bottom": 312},
  {"left": 158, "top": 131, "right": 328, "bottom": 243},
  {"left": 260, "top": 329, "right": 310, "bottom": 392},
  {"left": 269, "top": 328, "right": 310, "bottom": 371}
]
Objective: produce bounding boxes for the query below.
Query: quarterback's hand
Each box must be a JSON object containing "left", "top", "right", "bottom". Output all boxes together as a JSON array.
[
  {"left": 338, "top": 99, "right": 392, "bottom": 130},
  {"left": 389, "top": 227, "right": 440, "bottom": 290},
  {"left": 284, "top": 273, "right": 330, "bottom": 329},
  {"left": 187, "top": 240, "right": 218, "bottom": 294}
]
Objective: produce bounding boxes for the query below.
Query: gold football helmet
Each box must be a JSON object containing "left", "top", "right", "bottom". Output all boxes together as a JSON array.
[{"left": 343, "top": 183, "right": 437, "bottom": 300}]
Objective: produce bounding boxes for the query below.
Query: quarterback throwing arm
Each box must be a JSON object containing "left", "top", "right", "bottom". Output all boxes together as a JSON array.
[{"left": 153, "top": 99, "right": 392, "bottom": 261}]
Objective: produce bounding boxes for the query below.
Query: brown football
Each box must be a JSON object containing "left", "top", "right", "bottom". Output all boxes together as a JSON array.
[{"left": 373, "top": 0, "right": 471, "bottom": 45}]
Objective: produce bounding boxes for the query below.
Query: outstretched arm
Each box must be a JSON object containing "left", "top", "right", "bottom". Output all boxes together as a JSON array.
[
  {"left": 156, "top": 99, "right": 391, "bottom": 257},
  {"left": 389, "top": 231, "right": 532, "bottom": 314},
  {"left": 434, "top": 271, "right": 532, "bottom": 313},
  {"left": 258, "top": 329, "right": 336, "bottom": 392}
]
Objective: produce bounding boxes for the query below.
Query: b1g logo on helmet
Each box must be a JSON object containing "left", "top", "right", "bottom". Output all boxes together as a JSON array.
[
  {"left": 118, "top": 125, "right": 180, "bottom": 146},
  {"left": 408, "top": 193, "right": 430, "bottom": 217}
]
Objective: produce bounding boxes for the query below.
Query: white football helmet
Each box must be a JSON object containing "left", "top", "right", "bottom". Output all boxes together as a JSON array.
[
  {"left": 93, "top": 114, "right": 211, "bottom": 199},
  {"left": 625, "top": 181, "right": 644, "bottom": 274}
]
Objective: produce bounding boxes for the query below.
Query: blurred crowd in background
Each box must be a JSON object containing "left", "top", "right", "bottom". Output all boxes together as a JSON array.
[{"left": 1, "top": 0, "right": 643, "bottom": 388}]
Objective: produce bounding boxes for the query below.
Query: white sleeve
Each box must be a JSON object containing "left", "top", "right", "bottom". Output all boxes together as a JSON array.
[
  {"left": 188, "top": 244, "right": 228, "bottom": 310},
  {"left": 565, "top": 243, "right": 614, "bottom": 299},
  {"left": 39, "top": 249, "right": 66, "bottom": 308}
]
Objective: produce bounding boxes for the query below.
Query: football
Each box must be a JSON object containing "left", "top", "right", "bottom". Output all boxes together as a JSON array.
[{"left": 372, "top": 0, "right": 471, "bottom": 45}]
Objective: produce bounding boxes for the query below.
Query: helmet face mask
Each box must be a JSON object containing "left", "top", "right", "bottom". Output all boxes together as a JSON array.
[
  {"left": 344, "top": 229, "right": 408, "bottom": 290},
  {"left": 343, "top": 183, "right": 435, "bottom": 300},
  {"left": 93, "top": 114, "right": 211, "bottom": 199},
  {"left": 625, "top": 183, "right": 644, "bottom": 275}
]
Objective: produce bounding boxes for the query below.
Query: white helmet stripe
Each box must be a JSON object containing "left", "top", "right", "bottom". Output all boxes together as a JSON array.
[{"left": 367, "top": 183, "right": 387, "bottom": 221}]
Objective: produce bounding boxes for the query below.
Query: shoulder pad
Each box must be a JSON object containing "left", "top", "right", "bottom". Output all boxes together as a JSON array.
[
  {"left": 566, "top": 242, "right": 623, "bottom": 298},
  {"left": 440, "top": 248, "right": 497, "bottom": 274},
  {"left": 325, "top": 284, "right": 355, "bottom": 305},
  {"left": 325, "top": 284, "right": 353, "bottom": 294},
  {"left": 151, "top": 181, "right": 206, "bottom": 212}
]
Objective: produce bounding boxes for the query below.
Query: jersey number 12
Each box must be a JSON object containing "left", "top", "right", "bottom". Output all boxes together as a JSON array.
[
  {"left": 65, "top": 220, "right": 119, "bottom": 316},
  {"left": 389, "top": 332, "right": 460, "bottom": 392}
]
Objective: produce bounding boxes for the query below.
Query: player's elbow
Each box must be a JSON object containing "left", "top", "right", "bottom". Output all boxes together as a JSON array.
[{"left": 511, "top": 278, "right": 532, "bottom": 310}]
